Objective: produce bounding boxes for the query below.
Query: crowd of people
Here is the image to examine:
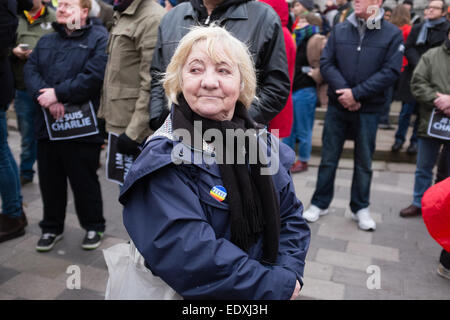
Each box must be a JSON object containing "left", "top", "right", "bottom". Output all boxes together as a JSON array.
[{"left": 0, "top": 0, "right": 449, "bottom": 299}]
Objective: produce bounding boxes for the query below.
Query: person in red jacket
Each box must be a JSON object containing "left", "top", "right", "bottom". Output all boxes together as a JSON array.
[
  {"left": 260, "top": 0, "right": 296, "bottom": 139},
  {"left": 422, "top": 177, "right": 450, "bottom": 280}
]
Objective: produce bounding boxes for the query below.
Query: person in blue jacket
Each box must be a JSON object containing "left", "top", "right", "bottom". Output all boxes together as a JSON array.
[
  {"left": 119, "top": 26, "right": 310, "bottom": 300},
  {"left": 302, "top": 0, "right": 404, "bottom": 230},
  {"left": 24, "top": 0, "right": 108, "bottom": 252}
]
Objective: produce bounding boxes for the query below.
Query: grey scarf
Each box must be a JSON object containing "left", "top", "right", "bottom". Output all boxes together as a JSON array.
[{"left": 416, "top": 17, "right": 447, "bottom": 45}]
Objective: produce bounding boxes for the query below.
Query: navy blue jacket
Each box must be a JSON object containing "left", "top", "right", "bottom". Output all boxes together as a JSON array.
[
  {"left": 119, "top": 117, "right": 311, "bottom": 299},
  {"left": 24, "top": 21, "right": 108, "bottom": 142},
  {"left": 320, "top": 13, "right": 404, "bottom": 113}
]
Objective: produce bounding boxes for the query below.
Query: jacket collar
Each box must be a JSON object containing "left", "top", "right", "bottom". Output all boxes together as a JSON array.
[
  {"left": 184, "top": 0, "right": 248, "bottom": 22},
  {"left": 347, "top": 7, "right": 384, "bottom": 29},
  {"left": 120, "top": 0, "right": 144, "bottom": 16},
  {"left": 52, "top": 20, "right": 92, "bottom": 38}
]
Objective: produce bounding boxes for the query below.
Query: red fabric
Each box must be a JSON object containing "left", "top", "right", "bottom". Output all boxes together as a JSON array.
[
  {"left": 260, "top": 0, "right": 296, "bottom": 138},
  {"left": 422, "top": 177, "right": 450, "bottom": 252},
  {"left": 399, "top": 24, "right": 412, "bottom": 71}
]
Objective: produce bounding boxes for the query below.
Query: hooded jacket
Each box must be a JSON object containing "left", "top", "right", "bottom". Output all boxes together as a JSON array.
[
  {"left": 148, "top": 0, "right": 290, "bottom": 130},
  {"left": 260, "top": 0, "right": 295, "bottom": 139},
  {"left": 24, "top": 21, "right": 108, "bottom": 143},
  {"left": 119, "top": 115, "right": 311, "bottom": 299}
]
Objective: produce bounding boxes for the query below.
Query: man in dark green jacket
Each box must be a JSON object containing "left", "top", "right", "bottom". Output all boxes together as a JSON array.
[
  {"left": 11, "top": 0, "right": 56, "bottom": 186},
  {"left": 400, "top": 27, "right": 450, "bottom": 217}
]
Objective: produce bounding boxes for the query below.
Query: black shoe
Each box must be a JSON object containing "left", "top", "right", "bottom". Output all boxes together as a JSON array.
[
  {"left": 82, "top": 231, "right": 103, "bottom": 250},
  {"left": 406, "top": 143, "right": 418, "bottom": 155},
  {"left": 20, "top": 176, "right": 33, "bottom": 186},
  {"left": 391, "top": 141, "right": 403, "bottom": 152},
  {"left": 0, "top": 211, "right": 28, "bottom": 243},
  {"left": 36, "top": 233, "right": 63, "bottom": 252}
]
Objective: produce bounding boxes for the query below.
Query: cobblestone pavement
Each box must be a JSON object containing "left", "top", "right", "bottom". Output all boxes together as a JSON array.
[{"left": 1, "top": 128, "right": 449, "bottom": 300}]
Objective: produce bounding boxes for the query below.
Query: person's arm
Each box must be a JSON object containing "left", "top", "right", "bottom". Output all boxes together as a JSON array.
[
  {"left": 319, "top": 28, "right": 350, "bottom": 91},
  {"left": 276, "top": 179, "right": 310, "bottom": 288},
  {"left": 125, "top": 17, "right": 161, "bottom": 143},
  {"left": 410, "top": 52, "right": 437, "bottom": 110},
  {"left": 351, "top": 31, "right": 403, "bottom": 102},
  {"left": 148, "top": 23, "right": 169, "bottom": 131},
  {"left": 23, "top": 41, "right": 51, "bottom": 101},
  {"left": 53, "top": 33, "right": 108, "bottom": 105},
  {"left": 121, "top": 165, "right": 298, "bottom": 300},
  {"left": 248, "top": 19, "right": 290, "bottom": 125}
]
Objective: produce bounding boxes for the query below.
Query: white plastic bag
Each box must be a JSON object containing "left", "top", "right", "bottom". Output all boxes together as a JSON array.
[{"left": 103, "top": 241, "right": 183, "bottom": 300}]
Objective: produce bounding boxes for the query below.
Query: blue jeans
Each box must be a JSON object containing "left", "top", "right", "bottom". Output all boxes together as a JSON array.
[
  {"left": 395, "top": 101, "right": 418, "bottom": 145},
  {"left": 14, "top": 90, "right": 37, "bottom": 180},
  {"left": 413, "top": 137, "right": 450, "bottom": 207},
  {"left": 311, "top": 106, "right": 379, "bottom": 213},
  {"left": 0, "top": 110, "right": 22, "bottom": 217},
  {"left": 284, "top": 87, "right": 317, "bottom": 162}
]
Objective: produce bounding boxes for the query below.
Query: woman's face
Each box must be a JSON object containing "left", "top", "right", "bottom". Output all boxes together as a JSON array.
[{"left": 181, "top": 41, "right": 241, "bottom": 122}]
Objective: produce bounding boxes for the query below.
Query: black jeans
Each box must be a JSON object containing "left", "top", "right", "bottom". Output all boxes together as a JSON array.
[{"left": 37, "top": 140, "right": 105, "bottom": 235}]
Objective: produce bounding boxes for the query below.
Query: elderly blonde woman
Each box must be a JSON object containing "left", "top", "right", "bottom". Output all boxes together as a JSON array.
[{"left": 118, "top": 26, "right": 310, "bottom": 300}]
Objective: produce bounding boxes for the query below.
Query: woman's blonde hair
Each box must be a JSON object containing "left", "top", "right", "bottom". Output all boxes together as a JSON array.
[{"left": 162, "top": 25, "right": 257, "bottom": 109}]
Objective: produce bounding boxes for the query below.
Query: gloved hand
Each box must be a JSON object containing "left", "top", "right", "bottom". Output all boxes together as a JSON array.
[{"left": 116, "top": 133, "right": 140, "bottom": 156}]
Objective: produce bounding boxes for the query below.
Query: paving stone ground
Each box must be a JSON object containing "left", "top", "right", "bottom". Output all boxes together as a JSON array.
[{"left": 1, "top": 124, "right": 449, "bottom": 300}]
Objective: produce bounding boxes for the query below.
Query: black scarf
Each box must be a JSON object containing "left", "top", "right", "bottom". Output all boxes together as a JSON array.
[{"left": 172, "top": 94, "right": 280, "bottom": 264}]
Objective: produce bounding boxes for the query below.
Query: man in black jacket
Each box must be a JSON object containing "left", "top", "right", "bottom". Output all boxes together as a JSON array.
[
  {"left": 24, "top": 0, "right": 108, "bottom": 252},
  {"left": 147, "top": 0, "right": 290, "bottom": 131},
  {"left": 0, "top": 0, "right": 32, "bottom": 243},
  {"left": 302, "top": 0, "right": 403, "bottom": 231}
]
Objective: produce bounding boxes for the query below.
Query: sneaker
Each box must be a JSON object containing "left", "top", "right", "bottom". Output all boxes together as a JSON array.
[
  {"left": 352, "top": 208, "right": 376, "bottom": 231},
  {"left": 290, "top": 160, "right": 308, "bottom": 173},
  {"left": 437, "top": 263, "right": 450, "bottom": 280},
  {"left": 36, "top": 233, "right": 63, "bottom": 252},
  {"left": 303, "top": 204, "right": 328, "bottom": 223},
  {"left": 81, "top": 231, "right": 103, "bottom": 250}
]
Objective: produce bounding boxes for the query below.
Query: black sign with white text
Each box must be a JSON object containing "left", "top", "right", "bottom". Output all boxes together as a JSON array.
[
  {"left": 106, "top": 132, "right": 135, "bottom": 185},
  {"left": 427, "top": 108, "right": 450, "bottom": 140},
  {"left": 43, "top": 101, "right": 99, "bottom": 140}
]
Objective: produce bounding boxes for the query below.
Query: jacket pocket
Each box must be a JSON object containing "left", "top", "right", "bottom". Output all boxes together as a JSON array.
[{"left": 104, "top": 86, "right": 140, "bottom": 127}]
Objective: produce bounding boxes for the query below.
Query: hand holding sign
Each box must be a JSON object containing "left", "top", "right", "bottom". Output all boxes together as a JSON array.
[
  {"left": 38, "top": 88, "right": 58, "bottom": 108},
  {"left": 434, "top": 93, "right": 450, "bottom": 112},
  {"left": 49, "top": 103, "right": 65, "bottom": 120}
]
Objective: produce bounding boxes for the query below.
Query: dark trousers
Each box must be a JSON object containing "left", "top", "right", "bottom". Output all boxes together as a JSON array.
[
  {"left": 37, "top": 140, "right": 105, "bottom": 235},
  {"left": 311, "top": 105, "right": 379, "bottom": 213}
]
